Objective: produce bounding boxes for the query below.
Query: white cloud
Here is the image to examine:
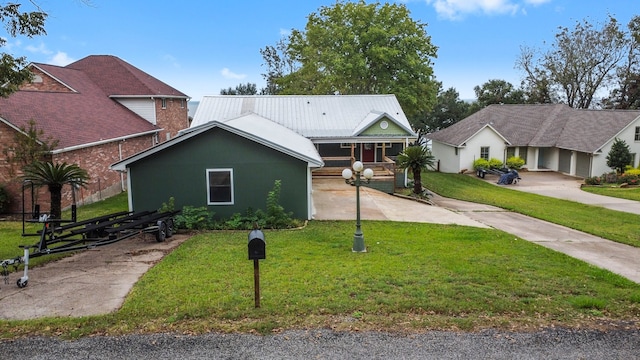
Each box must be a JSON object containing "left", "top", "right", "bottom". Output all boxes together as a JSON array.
[
  {"left": 163, "top": 54, "right": 181, "bottom": 68},
  {"left": 426, "top": 0, "right": 525, "bottom": 20},
  {"left": 524, "top": 0, "right": 551, "bottom": 5},
  {"left": 49, "top": 51, "right": 75, "bottom": 66},
  {"left": 25, "top": 42, "right": 53, "bottom": 55},
  {"left": 221, "top": 68, "right": 246, "bottom": 80}
]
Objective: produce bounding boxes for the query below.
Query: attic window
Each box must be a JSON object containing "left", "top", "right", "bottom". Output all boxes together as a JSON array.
[
  {"left": 161, "top": 98, "right": 167, "bottom": 109},
  {"left": 207, "top": 169, "right": 234, "bottom": 205}
]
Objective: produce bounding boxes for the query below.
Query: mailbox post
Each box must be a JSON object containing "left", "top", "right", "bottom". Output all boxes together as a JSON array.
[{"left": 248, "top": 228, "right": 265, "bottom": 308}]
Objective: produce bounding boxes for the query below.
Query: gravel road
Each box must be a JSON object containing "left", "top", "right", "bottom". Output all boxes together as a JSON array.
[{"left": 1, "top": 328, "right": 639, "bottom": 359}]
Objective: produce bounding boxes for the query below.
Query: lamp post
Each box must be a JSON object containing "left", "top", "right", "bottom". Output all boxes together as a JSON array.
[{"left": 342, "top": 161, "right": 374, "bottom": 252}]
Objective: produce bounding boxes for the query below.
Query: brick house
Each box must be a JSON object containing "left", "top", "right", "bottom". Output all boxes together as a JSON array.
[{"left": 0, "top": 55, "right": 190, "bottom": 215}]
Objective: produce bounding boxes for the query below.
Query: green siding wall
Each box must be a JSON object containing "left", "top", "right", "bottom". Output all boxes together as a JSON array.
[
  {"left": 360, "top": 118, "right": 409, "bottom": 136},
  {"left": 128, "top": 128, "right": 309, "bottom": 219}
]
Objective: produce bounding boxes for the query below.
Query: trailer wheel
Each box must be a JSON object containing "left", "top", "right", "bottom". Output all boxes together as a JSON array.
[
  {"left": 155, "top": 221, "right": 167, "bottom": 242},
  {"left": 166, "top": 218, "right": 174, "bottom": 238},
  {"left": 17, "top": 279, "right": 27, "bottom": 288}
]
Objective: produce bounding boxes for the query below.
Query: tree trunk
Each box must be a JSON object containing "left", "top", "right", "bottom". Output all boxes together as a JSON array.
[
  {"left": 413, "top": 168, "right": 422, "bottom": 195},
  {"left": 48, "top": 184, "right": 63, "bottom": 219}
]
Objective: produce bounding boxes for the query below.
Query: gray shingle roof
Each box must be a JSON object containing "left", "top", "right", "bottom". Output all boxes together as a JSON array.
[{"left": 428, "top": 104, "right": 640, "bottom": 153}]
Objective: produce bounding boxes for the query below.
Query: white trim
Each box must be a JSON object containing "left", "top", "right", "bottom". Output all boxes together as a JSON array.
[
  {"left": 29, "top": 64, "right": 77, "bottom": 92},
  {"left": 206, "top": 168, "right": 234, "bottom": 205},
  {"left": 126, "top": 168, "right": 133, "bottom": 212},
  {"left": 0, "top": 117, "right": 45, "bottom": 146},
  {"left": 52, "top": 130, "right": 161, "bottom": 154},
  {"left": 109, "top": 95, "right": 189, "bottom": 99},
  {"left": 307, "top": 167, "right": 314, "bottom": 220}
]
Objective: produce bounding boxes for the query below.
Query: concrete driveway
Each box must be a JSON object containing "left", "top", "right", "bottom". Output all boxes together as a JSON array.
[
  {"left": 485, "top": 171, "right": 640, "bottom": 214},
  {"left": 313, "top": 175, "right": 640, "bottom": 285},
  {"left": 0, "top": 233, "right": 189, "bottom": 320}
]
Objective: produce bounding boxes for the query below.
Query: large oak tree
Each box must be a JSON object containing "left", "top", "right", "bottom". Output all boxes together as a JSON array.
[{"left": 261, "top": 0, "right": 438, "bottom": 123}]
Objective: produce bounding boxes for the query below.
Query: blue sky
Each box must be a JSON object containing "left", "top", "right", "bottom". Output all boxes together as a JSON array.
[{"left": 2, "top": 0, "right": 637, "bottom": 101}]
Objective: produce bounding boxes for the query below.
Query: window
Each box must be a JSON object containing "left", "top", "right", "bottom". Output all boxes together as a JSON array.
[
  {"left": 506, "top": 147, "right": 516, "bottom": 159},
  {"left": 480, "top": 146, "right": 490, "bottom": 160},
  {"left": 180, "top": 99, "right": 185, "bottom": 108},
  {"left": 518, "top": 147, "right": 528, "bottom": 163},
  {"left": 161, "top": 98, "right": 167, "bottom": 109},
  {"left": 376, "top": 142, "right": 391, "bottom": 149},
  {"left": 635, "top": 127, "right": 640, "bottom": 141},
  {"left": 340, "top": 143, "right": 353, "bottom": 149},
  {"left": 207, "top": 169, "right": 234, "bottom": 205}
]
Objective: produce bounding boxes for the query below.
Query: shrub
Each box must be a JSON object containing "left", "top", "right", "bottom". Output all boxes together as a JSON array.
[
  {"left": 604, "top": 172, "right": 618, "bottom": 183},
  {"left": 488, "top": 158, "right": 503, "bottom": 169},
  {"left": 159, "top": 196, "right": 175, "bottom": 213},
  {"left": 584, "top": 176, "right": 602, "bottom": 185},
  {"left": 0, "top": 185, "right": 9, "bottom": 213},
  {"left": 220, "top": 208, "right": 267, "bottom": 230},
  {"left": 473, "top": 158, "right": 490, "bottom": 170},
  {"left": 174, "top": 206, "right": 214, "bottom": 230},
  {"left": 623, "top": 168, "right": 640, "bottom": 176},
  {"left": 506, "top": 156, "right": 525, "bottom": 169},
  {"left": 265, "top": 179, "right": 296, "bottom": 229},
  {"left": 618, "top": 173, "right": 639, "bottom": 185}
]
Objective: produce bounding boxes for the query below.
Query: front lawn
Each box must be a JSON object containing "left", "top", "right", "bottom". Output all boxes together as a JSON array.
[
  {"left": 582, "top": 185, "right": 640, "bottom": 202},
  {"left": 2, "top": 221, "right": 639, "bottom": 337},
  {"left": 1, "top": 181, "right": 640, "bottom": 337},
  {"left": 422, "top": 172, "right": 640, "bottom": 248}
]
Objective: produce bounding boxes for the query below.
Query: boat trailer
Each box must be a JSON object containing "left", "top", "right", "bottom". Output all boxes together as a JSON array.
[{"left": 1, "top": 208, "right": 179, "bottom": 290}]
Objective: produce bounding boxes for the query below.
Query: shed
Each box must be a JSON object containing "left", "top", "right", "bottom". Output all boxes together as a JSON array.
[{"left": 111, "top": 114, "right": 324, "bottom": 220}]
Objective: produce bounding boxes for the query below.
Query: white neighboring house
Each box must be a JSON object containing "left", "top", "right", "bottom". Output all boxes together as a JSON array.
[{"left": 428, "top": 104, "right": 640, "bottom": 178}]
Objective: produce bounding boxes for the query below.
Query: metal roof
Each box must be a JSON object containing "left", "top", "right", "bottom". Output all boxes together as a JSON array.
[
  {"left": 191, "top": 94, "right": 417, "bottom": 139},
  {"left": 112, "top": 113, "right": 323, "bottom": 171}
]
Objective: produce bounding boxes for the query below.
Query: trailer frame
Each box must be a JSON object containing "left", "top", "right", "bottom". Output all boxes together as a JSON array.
[{"left": 2, "top": 206, "right": 179, "bottom": 290}]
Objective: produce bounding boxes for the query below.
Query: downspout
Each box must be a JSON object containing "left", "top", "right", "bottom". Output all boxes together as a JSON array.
[
  {"left": 118, "top": 140, "right": 125, "bottom": 191},
  {"left": 404, "top": 137, "right": 409, "bottom": 187}
]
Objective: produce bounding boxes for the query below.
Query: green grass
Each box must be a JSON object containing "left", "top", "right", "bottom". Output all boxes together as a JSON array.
[
  {"left": 423, "top": 172, "right": 640, "bottom": 248},
  {"left": 2, "top": 183, "right": 640, "bottom": 337},
  {"left": 2, "top": 221, "right": 639, "bottom": 337},
  {"left": 582, "top": 185, "right": 640, "bottom": 201}
]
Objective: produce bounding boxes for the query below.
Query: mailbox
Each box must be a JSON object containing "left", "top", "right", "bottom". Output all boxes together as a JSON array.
[{"left": 248, "top": 229, "right": 266, "bottom": 260}]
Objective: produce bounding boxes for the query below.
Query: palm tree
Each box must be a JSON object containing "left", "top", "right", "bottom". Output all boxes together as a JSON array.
[
  {"left": 396, "top": 145, "right": 435, "bottom": 195},
  {"left": 22, "top": 161, "right": 89, "bottom": 219}
]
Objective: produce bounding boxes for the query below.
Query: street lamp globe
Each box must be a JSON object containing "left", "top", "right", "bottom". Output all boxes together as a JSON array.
[
  {"left": 352, "top": 161, "right": 364, "bottom": 172},
  {"left": 363, "top": 168, "right": 374, "bottom": 180},
  {"left": 342, "top": 168, "right": 353, "bottom": 180}
]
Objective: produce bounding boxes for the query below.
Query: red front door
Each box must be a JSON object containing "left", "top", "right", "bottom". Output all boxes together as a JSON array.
[{"left": 361, "top": 143, "right": 375, "bottom": 162}]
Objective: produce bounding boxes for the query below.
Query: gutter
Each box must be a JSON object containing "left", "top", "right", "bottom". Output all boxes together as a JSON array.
[{"left": 51, "top": 129, "right": 161, "bottom": 154}]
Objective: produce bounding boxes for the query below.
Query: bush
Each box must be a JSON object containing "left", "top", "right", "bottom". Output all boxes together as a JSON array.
[
  {"left": 623, "top": 168, "right": 640, "bottom": 176},
  {"left": 0, "top": 185, "right": 9, "bottom": 213},
  {"left": 488, "top": 158, "right": 503, "bottom": 169},
  {"left": 473, "top": 158, "right": 489, "bottom": 170},
  {"left": 174, "top": 206, "right": 214, "bottom": 230},
  {"left": 265, "top": 179, "right": 296, "bottom": 229},
  {"left": 618, "top": 173, "right": 639, "bottom": 185},
  {"left": 584, "top": 176, "right": 602, "bottom": 185},
  {"left": 506, "top": 156, "right": 525, "bottom": 169}
]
